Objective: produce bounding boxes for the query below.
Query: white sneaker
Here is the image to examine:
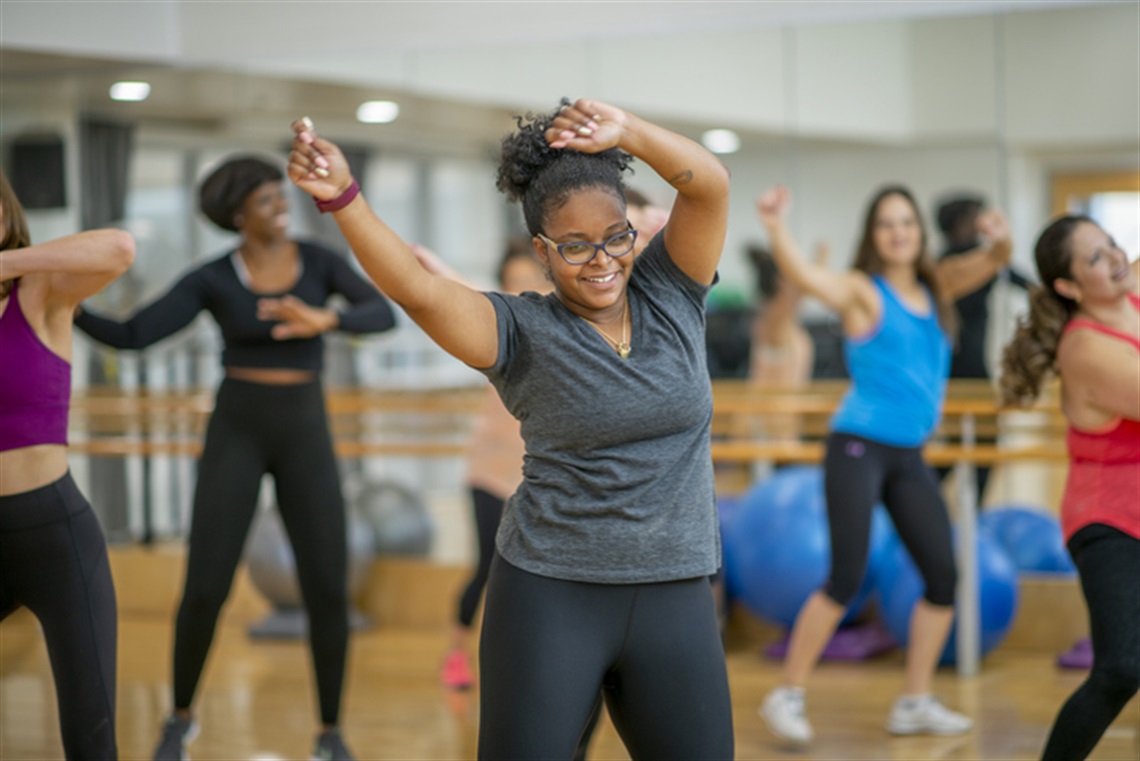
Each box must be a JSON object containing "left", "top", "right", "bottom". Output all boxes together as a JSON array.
[
  {"left": 886, "top": 694, "right": 973, "bottom": 736},
  {"left": 760, "top": 686, "right": 814, "bottom": 745}
]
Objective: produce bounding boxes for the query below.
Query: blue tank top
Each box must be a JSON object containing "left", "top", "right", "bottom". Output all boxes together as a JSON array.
[{"left": 830, "top": 276, "right": 950, "bottom": 447}]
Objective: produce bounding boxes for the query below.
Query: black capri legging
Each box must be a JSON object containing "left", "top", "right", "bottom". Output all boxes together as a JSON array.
[
  {"left": 824, "top": 432, "right": 957, "bottom": 608},
  {"left": 172, "top": 377, "right": 348, "bottom": 725},
  {"left": 1041, "top": 524, "right": 1140, "bottom": 761},
  {"left": 478, "top": 553, "right": 734, "bottom": 761},
  {"left": 456, "top": 487, "right": 502, "bottom": 629},
  {"left": 0, "top": 473, "right": 118, "bottom": 760}
]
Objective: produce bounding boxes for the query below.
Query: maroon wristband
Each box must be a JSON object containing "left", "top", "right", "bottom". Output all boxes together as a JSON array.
[{"left": 315, "top": 179, "right": 360, "bottom": 213}]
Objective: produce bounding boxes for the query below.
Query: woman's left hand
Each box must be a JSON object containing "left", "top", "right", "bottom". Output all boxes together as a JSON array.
[
  {"left": 977, "top": 209, "right": 1013, "bottom": 265},
  {"left": 258, "top": 295, "right": 338, "bottom": 339},
  {"left": 546, "top": 99, "right": 627, "bottom": 152},
  {"left": 977, "top": 209, "right": 1011, "bottom": 244}
]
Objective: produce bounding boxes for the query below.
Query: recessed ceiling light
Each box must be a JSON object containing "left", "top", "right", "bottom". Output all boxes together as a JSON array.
[
  {"left": 356, "top": 100, "right": 399, "bottom": 124},
  {"left": 109, "top": 81, "right": 151, "bottom": 102},
  {"left": 701, "top": 129, "right": 740, "bottom": 154}
]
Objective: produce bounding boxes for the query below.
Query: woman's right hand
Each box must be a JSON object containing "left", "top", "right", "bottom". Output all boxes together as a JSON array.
[
  {"left": 756, "top": 186, "right": 792, "bottom": 228},
  {"left": 288, "top": 118, "right": 354, "bottom": 201}
]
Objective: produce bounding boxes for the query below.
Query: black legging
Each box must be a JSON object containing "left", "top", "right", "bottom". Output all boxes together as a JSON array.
[
  {"left": 0, "top": 473, "right": 118, "bottom": 760},
  {"left": 478, "top": 553, "right": 734, "bottom": 761},
  {"left": 456, "top": 487, "right": 502, "bottom": 629},
  {"left": 172, "top": 377, "right": 348, "bottom": 725},
  {"left": 824, "top": 432, "right": 957, "bottom": 607},
  {"left": 1041, "top": 524, "right": 1140, "bottom": 761},
  {"left": 458, "top": 491, "right": 603, "bottom": 761}
]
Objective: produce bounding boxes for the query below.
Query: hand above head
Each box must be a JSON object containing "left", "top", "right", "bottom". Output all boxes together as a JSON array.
[
  {"left": 756, "top": 186, "right": 793, "bottom": 227},
  {"left": 288, "top": 117, "right": 354, "bottom": 201},
  {"left": 976, "top": 208, "right": 1010, "bottom": 243},
  {"left": 812, "top": 240, "right": 831, "bottom": 267},
  {"left": 257, "top": 294, "right": 338, "bottom": 339},
  {"left": 976, "top": 208, "right": 1013, "bottom": 264},
  {"left": 545, "top": 99, "right": 627, "bottom": 152}
]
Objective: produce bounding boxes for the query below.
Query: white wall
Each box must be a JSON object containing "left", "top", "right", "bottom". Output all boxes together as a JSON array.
[{"left": 1003, "top": 3, "right": 1140, "bottom": 147}]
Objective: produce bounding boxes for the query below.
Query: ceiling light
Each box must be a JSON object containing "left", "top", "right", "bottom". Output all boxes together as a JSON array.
[
  {"left": 109, "top": 81, "right": 151, "bottom": 102},
  {"left": 701, "top": 129, "right": 740, "bottom": 155},
  {"left": 356, "top": 100, "right": 399, "bottom": 124}
]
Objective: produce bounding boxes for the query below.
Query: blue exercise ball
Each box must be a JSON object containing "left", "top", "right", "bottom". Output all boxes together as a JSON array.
[
  {"left": 718, "top": 494, "right": 743, "bottom": 601},
  {"left": 875, "top": 528, "right": 1019, "bottom": 665},
  {"left": 979, "top": 506, "right": 1075, "bottom": 575},
  {"left": 723, "top": 466, "right": 893, "bottom": 629}
]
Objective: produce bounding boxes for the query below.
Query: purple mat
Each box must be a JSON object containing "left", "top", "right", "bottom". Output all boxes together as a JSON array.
[
  {"left": 1057, "top": 637, "right": 1092, "bottom": 670},
  {"left": 764, "top": 622, "right": 898, "bottom": 662}
]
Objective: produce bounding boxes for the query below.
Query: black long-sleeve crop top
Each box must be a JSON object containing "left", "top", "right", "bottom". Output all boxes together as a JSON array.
[{"left": 75, "top": 241, "right": 396, "bottom": 371}]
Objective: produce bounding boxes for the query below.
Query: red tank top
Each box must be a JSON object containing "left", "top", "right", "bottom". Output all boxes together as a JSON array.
[
  {"left": 0, "top": 281, "right": 72, "bottom": 451},
  {"left": 1059, "top": 293, "right": 1140, "bottom": 541}
]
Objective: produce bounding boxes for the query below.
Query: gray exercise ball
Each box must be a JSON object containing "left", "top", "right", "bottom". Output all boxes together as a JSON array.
[
  {"left": 354, "top": 480, "right": 434, "bottom": 556},
  {"left": 246, "top": 505, "right": 376, "bottom": 611}
]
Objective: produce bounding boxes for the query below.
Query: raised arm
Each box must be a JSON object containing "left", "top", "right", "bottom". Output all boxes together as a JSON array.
[
  {"left": 1, "top": 229, "right": 134, "bottom": 311},
  {"left": 75, "top": 269, "right": 207, "bottom": 350},
  {"left": 935, "top": 208, "right": 1013, "bottom": 302},
  {"left": 755, "top": 187, "right": 872, "bottom": 322},
  {"left": 288, "top": 120, "right": 499, "bottom": 368},
  {"left": 547, "top": 99, "right": 728, "bottom": 285}
]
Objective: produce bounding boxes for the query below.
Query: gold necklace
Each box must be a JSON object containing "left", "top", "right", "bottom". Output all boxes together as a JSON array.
[{"left": 582, "top": 299, "right": 631, "bottom": 359}]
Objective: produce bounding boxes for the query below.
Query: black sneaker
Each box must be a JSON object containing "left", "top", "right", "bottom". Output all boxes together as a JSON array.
[
  {"left": 312, "top": 729, "right": 356, "bottom": 761},
  {"left": 152, "top": 714, "right": 199, "bottom": 761}
]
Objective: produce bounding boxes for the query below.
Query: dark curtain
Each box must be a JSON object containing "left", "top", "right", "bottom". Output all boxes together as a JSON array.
[
  {"left": 79, "top": 115, "right": 135, "bottom": 229},
  {"left": 78, "top": 115, "right": 136, "bottom": 541}
]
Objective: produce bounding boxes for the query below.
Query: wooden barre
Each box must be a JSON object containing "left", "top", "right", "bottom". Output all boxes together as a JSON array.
[
  {"left": 69, "top": 384, "right": 1061, "bottom": 417},
  {"left": 69, "top": 437, "right": 1067, "bottom": 465}
]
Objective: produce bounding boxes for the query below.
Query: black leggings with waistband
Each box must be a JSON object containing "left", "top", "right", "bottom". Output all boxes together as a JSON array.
[
  {"left": 172, "top": 377, "right": 349, "bottom": 725},
  {"left": 0, "top": 473, "right": 118, "bottom": 760}
]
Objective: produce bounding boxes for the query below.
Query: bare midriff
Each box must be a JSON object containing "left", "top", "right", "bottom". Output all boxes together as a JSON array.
[
  {"left": 224, "top": 366, "right": 318, "bottom": 385},
  {"left": 0, "top": 445, "right": 69, "bottom": 496}
]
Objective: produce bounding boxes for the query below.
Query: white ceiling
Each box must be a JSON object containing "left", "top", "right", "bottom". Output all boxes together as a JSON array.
[
  {"left": 2, "top": 1, "right": 1108, "bottom": 81},
  {"left": 0, "top": 0, "right": 1127, "bottom": 152}
]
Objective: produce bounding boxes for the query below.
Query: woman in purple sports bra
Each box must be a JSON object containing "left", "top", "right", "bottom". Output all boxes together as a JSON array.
[{"left": 0, "top": 169, "right": 136, "bottom": 760}]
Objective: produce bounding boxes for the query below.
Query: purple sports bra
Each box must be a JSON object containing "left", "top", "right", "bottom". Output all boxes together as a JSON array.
[{"left": 0, "top": 281, "right": 71, "bottom": 451}]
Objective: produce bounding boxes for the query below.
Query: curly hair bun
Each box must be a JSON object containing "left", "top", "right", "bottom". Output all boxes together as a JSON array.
[{"left": 496, "top": 99, "right": 633, "bottom": 235}]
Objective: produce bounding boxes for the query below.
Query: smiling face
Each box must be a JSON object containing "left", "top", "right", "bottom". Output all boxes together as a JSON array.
[
  {"left": 533, "top": 186, "right": 632, "bottom": 318},
  {"left": 238, "top": 180, "right": 290, "bottom": 241},
  {"left": 871, "top": 192, "right": 924, "bottom": 268},
  {"left": 1056, "top": 221, "right": 1136, "bottom": 304}
]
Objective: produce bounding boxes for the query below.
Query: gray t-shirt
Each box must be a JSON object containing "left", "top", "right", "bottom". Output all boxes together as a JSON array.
[{"left": 481, "top": 234, "right": 719, "bottom": 584}]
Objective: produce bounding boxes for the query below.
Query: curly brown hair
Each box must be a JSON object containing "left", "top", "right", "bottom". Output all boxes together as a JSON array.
[{"left": 998, "top": 215, "right": 1089, "bottom": 407}]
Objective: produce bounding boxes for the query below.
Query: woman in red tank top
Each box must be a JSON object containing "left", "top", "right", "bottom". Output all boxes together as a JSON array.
[
  {"left": 1000, "top": 214, "right": 1139, "bottom": 761},
  {"left": 0, "top": 170, "right": 135, "bottom": 759}
]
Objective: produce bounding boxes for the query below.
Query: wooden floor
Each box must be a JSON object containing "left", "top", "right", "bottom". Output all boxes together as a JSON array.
[{"left": 2, "top": 609, "right": 1138, "bottom": 761}]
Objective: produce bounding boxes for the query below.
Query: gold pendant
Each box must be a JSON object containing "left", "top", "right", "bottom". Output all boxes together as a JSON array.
[{"left": 618, "top": 343, "right": 631, "bottom": 359}]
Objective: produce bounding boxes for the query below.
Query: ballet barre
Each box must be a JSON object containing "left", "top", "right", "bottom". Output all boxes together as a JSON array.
[{"left": 69, "top": 380, "right": 1065, "bottom": 678}]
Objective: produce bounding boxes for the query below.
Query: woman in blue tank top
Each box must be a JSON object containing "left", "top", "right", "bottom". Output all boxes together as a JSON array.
[{"left": 755, "top": 184, "right": 1012, "bottom": 745}]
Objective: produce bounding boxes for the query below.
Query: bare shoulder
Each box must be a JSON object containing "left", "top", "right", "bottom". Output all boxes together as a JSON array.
[{"left": 1057, "top": 326, "right": 1128, "bottom": 377}]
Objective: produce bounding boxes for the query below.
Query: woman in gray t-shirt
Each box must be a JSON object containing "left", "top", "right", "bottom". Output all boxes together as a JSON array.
[{"left": 288, "top": 97, "right": 733, "bottom": 760}]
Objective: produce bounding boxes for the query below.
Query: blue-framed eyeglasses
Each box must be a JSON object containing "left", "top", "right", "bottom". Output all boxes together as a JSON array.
[{"left": 535, "top": 224, "right": 638, "bottom": 265}]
